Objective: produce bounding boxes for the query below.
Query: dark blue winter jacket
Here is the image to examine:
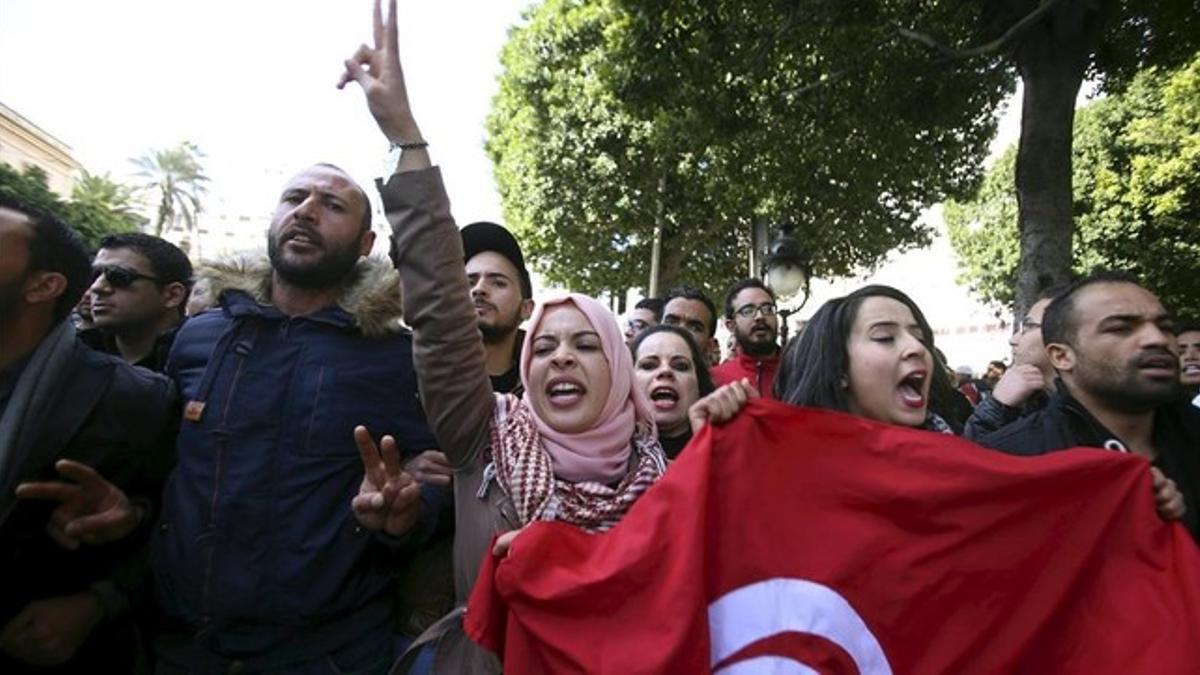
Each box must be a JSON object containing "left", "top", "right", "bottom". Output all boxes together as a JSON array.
[{"left": 152, "top": 257, "right": 437, "bottom": 663}]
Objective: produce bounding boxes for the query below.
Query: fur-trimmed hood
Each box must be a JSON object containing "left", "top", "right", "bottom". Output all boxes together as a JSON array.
[{"left": 195, "top": 254, "right": 404, "bottom": 338}]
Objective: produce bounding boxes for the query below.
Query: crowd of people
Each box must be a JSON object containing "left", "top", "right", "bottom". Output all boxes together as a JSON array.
[{"left": 2, "top": 1, "right": 1198, "bottom": 673}]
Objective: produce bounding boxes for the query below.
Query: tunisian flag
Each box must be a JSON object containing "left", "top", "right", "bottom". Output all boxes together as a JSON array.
[{"left": 465, "top": 400, "right": 1200, "bottom": 674}]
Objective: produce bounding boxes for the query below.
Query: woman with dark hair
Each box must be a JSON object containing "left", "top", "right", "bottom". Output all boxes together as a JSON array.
[
  {"left": 631, "top": 325, "right": 716, "bottom": 459},
  {"left": 774, "top": 284, "right": 961, "bottom": 433}
]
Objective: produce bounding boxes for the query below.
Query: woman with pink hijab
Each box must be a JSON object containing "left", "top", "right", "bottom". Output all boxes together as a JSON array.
[{"left": 341, "top": 5, "right": 752, "bottom": 669}]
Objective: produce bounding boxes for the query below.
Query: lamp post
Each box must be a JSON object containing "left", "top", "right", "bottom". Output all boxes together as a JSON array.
[{"left": 760, "top": 223, "right": 812, "bottom": 345}]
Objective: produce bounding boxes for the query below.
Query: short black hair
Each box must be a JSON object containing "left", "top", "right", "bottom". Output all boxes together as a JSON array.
[
  {"left": 0, "top": 193, "right": 91, "bottom": 324},
  {"left": 1041, "top": 271, "right": 1143, "bottom": 348},
  {"left": 663, "top": 285, "right": 718, "bottom": 338},
  {"left": 99, "top": 232, "right": 193, "bottom": 287},
  {"left": 314, "top": 163, "right": 372, "bottom": 233},
  {"left": 629, "top": 324, "right": 715, "bottom": 397},
  {"left": 723, "top": 278, "right": 776, "bottom": 319},
  {"left": 988, "top": 360, "right": 1007, "bottom": 371},
  {"left": 634, "top": 297, "right": 664, "bottom": 321}
]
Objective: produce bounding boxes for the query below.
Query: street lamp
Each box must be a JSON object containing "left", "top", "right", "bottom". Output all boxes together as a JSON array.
[{"left": 760, "top": 223, "right": 811, "bottom": 345}]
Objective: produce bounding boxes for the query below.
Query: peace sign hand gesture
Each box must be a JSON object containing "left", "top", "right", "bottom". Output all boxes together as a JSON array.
[
  {"left": 15, "top": 460, "right": 141, "bottom": 550},
  {"left": 337, "top": 0, "right": 423, "bottom": 146},
  {"left": 352, "top": 425, "right": 421, "bottom": 537}
]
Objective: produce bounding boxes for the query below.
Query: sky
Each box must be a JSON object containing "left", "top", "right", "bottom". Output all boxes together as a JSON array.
[{"left": 0, "top": 0, "right": 533, "bottom": 224}]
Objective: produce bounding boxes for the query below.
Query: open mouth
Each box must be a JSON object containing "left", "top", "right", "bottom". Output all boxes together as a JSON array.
[
  {"left": 546, "top": 379, "right": 586, "bottom": 407},
  {"left": 1183, "top": 364, "right": 1200, "bottom": 376},
  {"left": 649, "top": 385, "right": 680, "bottom": 410},
  {"left": 897, "top": 370, "right": 928, "bottom": 409},
  {"left": 1137, "top": 354, "right": 1178, "bottom": 378},
  {"left": 285, "top": 230, "right": 322, "bottom": 249}
]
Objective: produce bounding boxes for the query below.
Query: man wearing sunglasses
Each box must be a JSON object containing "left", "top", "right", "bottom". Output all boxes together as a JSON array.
[
  {"left": 712, "top": 278, "right": 781, "bottom": 397},
  {"left": 86, "top": 233, "right": 191, "bottom": 372},
  {"left": 0, "top": 194, "right": 176, "bottom": 670}
]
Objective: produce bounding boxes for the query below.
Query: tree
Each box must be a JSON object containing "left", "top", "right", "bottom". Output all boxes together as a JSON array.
[
  {"left": 0, "top": 162, "right": 138, "bottom": 249},
  {"left": 72, "top": 170, "right": 141, "bottom": 225},
  {"left": 947, "top": 54, "right": 1200, "bottom": 317},
  {"left": 487, "top": 0, "right": 1012, "bottom": 300},
  {"left": 904, "top": 0, "right": 1199, "bottom": 315},
  {"left": 131, "top": 141, "right": 209, "bottom": 250}
]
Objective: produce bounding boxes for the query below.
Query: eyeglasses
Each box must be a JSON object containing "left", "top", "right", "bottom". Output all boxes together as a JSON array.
[
  {"left": 626, "top": 319, "right": 650, "bottom": 333},
  {"left": 91, "top": 265, "right": 160, "bottom": 289},
  {"left": 734, "top": 303, "right": 777, "bottom": 319}
]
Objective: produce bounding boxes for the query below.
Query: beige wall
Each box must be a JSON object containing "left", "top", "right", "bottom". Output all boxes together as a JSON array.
[{"left": 0, "top": 101, "right": 81, "bottom": 197}]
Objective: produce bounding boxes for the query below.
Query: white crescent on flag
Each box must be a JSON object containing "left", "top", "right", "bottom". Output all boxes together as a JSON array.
[{"left": 709, "top": 578, "right": 893, "bottom": 674}]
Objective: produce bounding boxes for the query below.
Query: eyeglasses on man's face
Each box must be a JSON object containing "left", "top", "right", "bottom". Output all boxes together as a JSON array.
[
  {"left": 734, "top": 303, "right": 777, "bottom": 319},
  {"left": 90, "top": 264, "right": 161, "bottom": 289}
]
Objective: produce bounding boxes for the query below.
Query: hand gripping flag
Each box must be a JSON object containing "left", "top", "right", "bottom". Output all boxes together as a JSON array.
[{"left": 466, "top": 400, "right": 1200, "bottom": 674}]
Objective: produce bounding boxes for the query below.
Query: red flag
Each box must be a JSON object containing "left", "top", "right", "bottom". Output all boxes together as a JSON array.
[{"left": 466, "top": 400, "right": 1200, "bottom": 674}]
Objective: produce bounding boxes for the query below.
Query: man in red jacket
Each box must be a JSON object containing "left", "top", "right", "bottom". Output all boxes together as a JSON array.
[{"left": 712, "top": 278, "right": 780, "bottom": 397}]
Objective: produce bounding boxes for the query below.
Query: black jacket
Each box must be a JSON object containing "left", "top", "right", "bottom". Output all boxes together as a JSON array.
[
  {"left": 0, "top": 337, "right": 177, "bottom": 673},
  {"left": 978, "top": 385, "right": 1200, "bottom": 542}
]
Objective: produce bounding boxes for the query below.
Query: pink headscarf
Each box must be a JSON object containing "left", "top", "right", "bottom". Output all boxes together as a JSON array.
[{"left": 519, "top": 292, "right": 656, "bottom": 483}]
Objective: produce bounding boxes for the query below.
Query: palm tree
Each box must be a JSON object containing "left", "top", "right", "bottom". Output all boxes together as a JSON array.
[{"left": 131, "top": 141, "right": 209, "bottom": 246}]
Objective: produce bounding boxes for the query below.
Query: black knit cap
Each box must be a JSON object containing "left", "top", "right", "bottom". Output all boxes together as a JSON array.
[{"left": 461, "top": 221, "right": 533, "bottom": 299}]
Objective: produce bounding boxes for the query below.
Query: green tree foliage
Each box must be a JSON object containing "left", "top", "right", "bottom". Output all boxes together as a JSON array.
[
  {"left": 487, "top": 0, "right": 1013, "bottom": 300},
  {"left": 0, "top": 162, "right": 138, "bottom": 249},
  {"left": 72, "top": 170, "right": 142, "bottom": 225},
  {"left": 947, "top": 54, "right": 1200, "bottom": 316},
  {"left": 132, "top": 140, "right": 209, "bottom": 243}
]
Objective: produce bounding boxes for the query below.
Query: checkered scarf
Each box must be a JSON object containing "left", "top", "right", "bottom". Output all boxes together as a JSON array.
[{"left": 487, "top": 394, "right": 666, "bottom": 533}]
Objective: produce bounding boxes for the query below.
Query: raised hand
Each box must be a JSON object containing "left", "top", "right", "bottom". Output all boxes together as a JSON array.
[
  {"left": 688, "top": 378, "right": 760, "bottom": 435},
  {"left": 337, "top": 0, "right": 423, "bottom": 146},
  {"left": 404, "top": 449, "right": 453, "bottom": 487},
  {"left": 15, "top": 459, "right": 141, "bottom": 550},
  {"left": 990, "top": 364, "right": 1045, "bottom": 408},
  {"left": 352, "top": 425, "right": 421, "bottom": 537}
]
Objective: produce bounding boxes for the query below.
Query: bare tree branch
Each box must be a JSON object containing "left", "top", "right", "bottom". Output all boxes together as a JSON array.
[{"left": 896, "top": 0, "right": 1068, "bottom": 59}]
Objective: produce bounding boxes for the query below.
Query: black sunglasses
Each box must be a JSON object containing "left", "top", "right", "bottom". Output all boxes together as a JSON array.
[{"left": 91, "top": 265, "right": 160, "bottom": 289}]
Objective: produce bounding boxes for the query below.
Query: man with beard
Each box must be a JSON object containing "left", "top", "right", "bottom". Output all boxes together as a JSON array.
[
  {"left": 711, "top": 279, "right": 781, "bottom": 397},
  {"left": 149, "top": 163, "right": 439, "bottom": 672},
  {"left": 400, "top": 222, "right": 532, "bottom": 488},
  {"left": 0, "top": 195, "right": 175, "bottom": 671},
  {"left": 462, "top": 221, "right": 533, "bottom": 395},
  {"left": 979, "top": 272, "right": 1199, "bottom": 542}
]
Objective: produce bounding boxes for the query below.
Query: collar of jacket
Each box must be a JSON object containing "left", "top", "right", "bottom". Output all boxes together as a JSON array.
[
  {"left": 735, "top": 349, "right": 780, "bottom": 368},
  {"left": 201, "top": 254, "right": 404, "bottom": 338}
]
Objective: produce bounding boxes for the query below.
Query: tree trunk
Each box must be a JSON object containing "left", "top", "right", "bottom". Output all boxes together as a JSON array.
[
  {"left": 657, "top": 245, "right": 688, "bottom": 295},
  {"left": 648, "top": 173, "right": 667, "bottom": 297},
  {"left": 1009, "top": 0, "right": 1108, "bottom": 317}
]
